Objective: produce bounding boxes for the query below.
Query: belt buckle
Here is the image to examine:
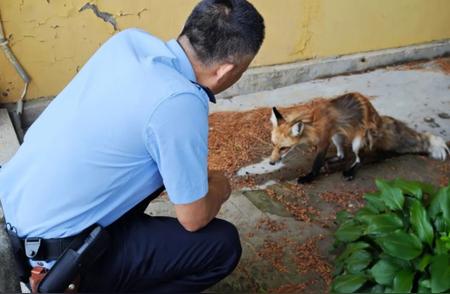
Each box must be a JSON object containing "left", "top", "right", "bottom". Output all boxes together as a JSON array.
[{"left": 25, "top": 237, "right": 42, "bottom": 259}]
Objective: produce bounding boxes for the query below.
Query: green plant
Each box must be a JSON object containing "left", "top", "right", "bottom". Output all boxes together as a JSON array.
[{"left": 331, "top": 179, "right": 450, "bottom": 293}]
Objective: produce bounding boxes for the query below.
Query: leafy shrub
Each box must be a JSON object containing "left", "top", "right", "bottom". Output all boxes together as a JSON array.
[{"left": 331, "top": 179, "right": 450, "bottom": 293}]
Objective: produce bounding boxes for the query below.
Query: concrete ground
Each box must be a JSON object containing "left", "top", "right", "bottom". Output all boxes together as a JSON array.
[{"left": 146, "top": 58, "right": 450, "bottom": 293}]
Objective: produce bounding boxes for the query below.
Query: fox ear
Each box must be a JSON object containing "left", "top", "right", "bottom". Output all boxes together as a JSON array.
[
  {"left": 271, "top": 107, "right": 285, "bottom": 127},
  {"left": 291, "top": 121, "right": 304, "bottom": 136}
]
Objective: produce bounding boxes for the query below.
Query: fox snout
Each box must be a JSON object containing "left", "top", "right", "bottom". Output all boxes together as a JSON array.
[
  {"left": 269, "top": 148, "right": 282, "bottom": 165},
  {"left": 269, "top": 160, "right": 278, "bottom": 165}
]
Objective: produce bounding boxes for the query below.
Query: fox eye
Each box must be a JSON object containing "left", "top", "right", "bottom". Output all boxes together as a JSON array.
[{"left": 280, "top": 147, "right": 289, "bottom": 152}]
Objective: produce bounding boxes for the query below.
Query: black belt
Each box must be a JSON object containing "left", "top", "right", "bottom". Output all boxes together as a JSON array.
[
  {"left": 6, "top": 223, "right": 108, "bottom": 288},
  {"left": 19, "top": 227, "right": 91, "bottom": 261},
  {"left": 23, "top": 236, "right": 79, "bottom": 261}
]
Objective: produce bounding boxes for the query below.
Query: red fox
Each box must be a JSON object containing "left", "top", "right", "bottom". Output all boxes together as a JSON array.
[{"left": 269, "top": 92, "right": 449, "bottom": 183}]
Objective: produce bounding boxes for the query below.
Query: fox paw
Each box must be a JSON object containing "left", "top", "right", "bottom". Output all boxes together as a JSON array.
[
  {"left": 342, "top": 170, "right": 355, "bottom": 181},
  {"left": 297, "top": 174, "right": 315, "bottom": 184},
  {"left": 427, "top": 133, "right": 450, "bottom": 161}
]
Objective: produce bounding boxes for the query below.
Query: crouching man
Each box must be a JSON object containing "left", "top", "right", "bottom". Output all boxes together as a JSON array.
[{"left": 0, "top": 0, "right": 265, "bottom": 292}]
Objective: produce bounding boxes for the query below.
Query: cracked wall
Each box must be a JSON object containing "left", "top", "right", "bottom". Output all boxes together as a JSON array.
[{"left": 1, "top": 0, "right": 450, "bottom": 102}]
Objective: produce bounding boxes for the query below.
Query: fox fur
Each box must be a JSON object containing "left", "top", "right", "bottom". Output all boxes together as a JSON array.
[{"left": 269, "top": 92, "right": 449, "bottom": 183}]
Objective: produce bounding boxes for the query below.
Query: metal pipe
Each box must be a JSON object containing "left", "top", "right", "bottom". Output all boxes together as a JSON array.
[{"left": 0, "top": 10, "right": 30, "bottom": 143}]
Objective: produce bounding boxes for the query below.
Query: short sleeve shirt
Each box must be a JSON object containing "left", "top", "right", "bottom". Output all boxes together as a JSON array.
[{"left": 0, "top": 28, "right": 213, "bottom": 238}]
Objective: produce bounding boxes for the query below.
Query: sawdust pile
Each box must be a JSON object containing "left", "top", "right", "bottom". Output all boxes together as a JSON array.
[
  {"left": 256, "top": 218, "right": 287, "bottom": 232},
  {"left": 439, "top": 161, "right": 450, "bottom": 186},
  {"left": 266, "top": 185, "right": 320, "bottom": 223},
  {"left": 208, "top": 108, "right": 272, "bottom": 186},
  {"left": 394, "top": 57, "right": 450, "bottom": 74},
  {"left": 320, "top": 190, "right": 365, "bottom": 213},
  {"left": 436, "top": 58, "right": 450, "bottom": 75},
  {"left": 270, "top": 282, "right": 310, "bottom": 293},
  {"left": 395, "top": 60, "right": 426, "bottom": 71},
  {"left": 257, "top": 239, "right": 289, "bottom": 273},
  {"left": 264, "top": 236, "right": 332, "bottom": 293},
  {"left": 293, "top": 236, "right": 332, "bottom": 287}
]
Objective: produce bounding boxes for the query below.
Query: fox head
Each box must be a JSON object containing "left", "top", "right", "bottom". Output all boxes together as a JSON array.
[{"left": 269, "top": 107, "right": 305, "bottom": 165}]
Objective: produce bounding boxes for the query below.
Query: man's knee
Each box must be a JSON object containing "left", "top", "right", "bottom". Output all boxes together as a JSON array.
[{"left": 209, "top": 219, "right": 242, "bottom": 271}]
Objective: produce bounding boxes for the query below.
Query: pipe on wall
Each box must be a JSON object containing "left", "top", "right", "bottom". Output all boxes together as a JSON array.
[{"left": 0, "top": 10, "right": 31, "bottom": 143}]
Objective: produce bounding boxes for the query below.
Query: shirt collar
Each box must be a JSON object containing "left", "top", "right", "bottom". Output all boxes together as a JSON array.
[
  {"left": 191, "top": 81, "right": 216, "bottom": 104},
  {"left": 166, "top": 39, "right": 196, "bottom": 82},
  {"left": 166, "top": 39, "right": 216, "bottom": 104}
]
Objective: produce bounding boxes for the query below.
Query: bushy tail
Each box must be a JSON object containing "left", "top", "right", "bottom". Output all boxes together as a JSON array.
[{"left": 373, "top": 116, "right": 449, "bottom": 161}]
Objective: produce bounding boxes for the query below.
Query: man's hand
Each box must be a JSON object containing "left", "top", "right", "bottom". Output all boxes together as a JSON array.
[
  {"left": 174, "top": 170, "right": 231, "bottom": 232},
  {"left": 208, "top": 170, "right": 231, "bottom": 204}
]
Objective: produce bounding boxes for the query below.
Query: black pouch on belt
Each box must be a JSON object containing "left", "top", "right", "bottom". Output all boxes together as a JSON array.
[
  {"left": 5, "top": 224, "right": 32, "bottom": 282},
  {"left": 38, "top": 225, "right": 110, "bottom": 293}
]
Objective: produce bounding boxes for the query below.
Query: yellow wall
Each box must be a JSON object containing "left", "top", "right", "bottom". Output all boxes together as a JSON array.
[{"left": 1, "top": 0, "right": 450, "bottom": 102}]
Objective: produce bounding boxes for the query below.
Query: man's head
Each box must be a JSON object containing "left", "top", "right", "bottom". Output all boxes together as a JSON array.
[{"left": 179, "top": 0, "right": 265, "bottom": 94}]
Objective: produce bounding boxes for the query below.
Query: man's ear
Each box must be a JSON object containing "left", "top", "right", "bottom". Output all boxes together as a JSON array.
[
  {"left": 291, "top": 121, "right": 304, "bottom": 136},
  {"left": 271, "top": 107, "right": 285, "bottom": 127},
  {"left": 216, "top": 63, "right": 235, "bottom": 81}
]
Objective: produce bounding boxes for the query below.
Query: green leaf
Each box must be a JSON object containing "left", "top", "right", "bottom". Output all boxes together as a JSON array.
[
  {"left": 442, "top": 233, "right": 450, "bottom": 251},
  {"left": 377, "top": 230, "right": 423, "bottom": 260},
  {"left": 431, "top": 254, "right": 450, "bottom": 293},
  {"left": 429, "top": 193, "right": 442, "bottom": 219},
  {"left": 434, "top": 216, "right": 449, "bottom": 234},
  {"left": 355, "top": 207, "right": 378, "bottom": 224},
  {"left": 336, "top": 210, "right": 352, "bottom": 225},
  {"left": 438, "top": 187, "right": 450, "bottom": 222},
  {"left": 420, "top": 278, "right": 431, "bottom": 289},
  {"left": 336, "top": 242, "right": 371, "bottom": 262},
  {"left": 390, "top": 178, "right": 437, "bottom": 199},
  {"left": 345, "top": 250, "right": 372, "bottom": 274},
  {"left": 332, "top": 274, "right": 367, "bottom": 293},
  {"left": 334, "top": 262, "right": 345, "bottom": 276},
  {"left": 393, "top": 269, "right": 414, "bottom": 293},
  {"left": 335, "top": 220, "right": 366, "bottom": 242},
  {"left": 370, "top": 284, "right": 384, "bottom": 293},
  {"left": 390, "top": 178, "right": 423, "bottom": 199},
  {"left": 366, "top": 213, "right": 403, "bottom": 235},
  {"left": 376, "top": 179, "right": 405, "bottom": 211},
  {"left": 410, "top": 198, "right": 434, "bottom": 246},
  {"left": 429, "top": 186, "right": 450, "bottom": 222},
  {"left": 418, "top": 278, "right": 431, "bottom": 293},
  {"left": 379, "top": 253, "right": 412, "bottom": 269},
  {"left": 435, "top": 238, "right": 449, "bottom": 255},
  {"left": 363, "top": 192, "right": 386, "bottom": 212},
  {"left": 415, "top": 254, "right": 432, "bottom": 272},
  {"left": 418, "top": 285, "right": 432, "bottom": 293},
  {"left": 370, "top": 259, "right": 400, "bottom": 285}
]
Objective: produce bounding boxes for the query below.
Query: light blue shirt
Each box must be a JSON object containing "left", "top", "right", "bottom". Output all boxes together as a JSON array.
[{"left": 0, "top": 28, "right": 212, "bottom": 239}]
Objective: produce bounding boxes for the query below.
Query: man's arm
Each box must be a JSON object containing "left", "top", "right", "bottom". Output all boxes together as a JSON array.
[
  {"left": 174, "top": 171, "right": 231, "bottom": 232},
  {"left": 145, "top": 94, "right": 227, "bottom": 232}
]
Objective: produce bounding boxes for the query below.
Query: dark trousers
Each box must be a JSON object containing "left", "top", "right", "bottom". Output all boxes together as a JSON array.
[{"left": 79, "top": 188, "right": 242, "bottom": 293}]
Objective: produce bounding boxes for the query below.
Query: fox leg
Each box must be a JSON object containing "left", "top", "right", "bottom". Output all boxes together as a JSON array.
[
  {"left": 298, "top": 144, "right": 330, "bottom": 184},
  {"left": 343, "top": 136, "right": 363, "bottom": 181},
  {"left": 326, "top": 134, "right": 345, "bottom": 164}
]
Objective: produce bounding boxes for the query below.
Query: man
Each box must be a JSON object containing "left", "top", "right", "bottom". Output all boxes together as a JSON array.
[{"left": 0, "top": 0, "right": 265, "bottom": 292}]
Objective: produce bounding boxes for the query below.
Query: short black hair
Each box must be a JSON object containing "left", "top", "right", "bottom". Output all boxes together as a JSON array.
[{"left": 180, "top": 0, "right": 265, "bottom": 65}]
